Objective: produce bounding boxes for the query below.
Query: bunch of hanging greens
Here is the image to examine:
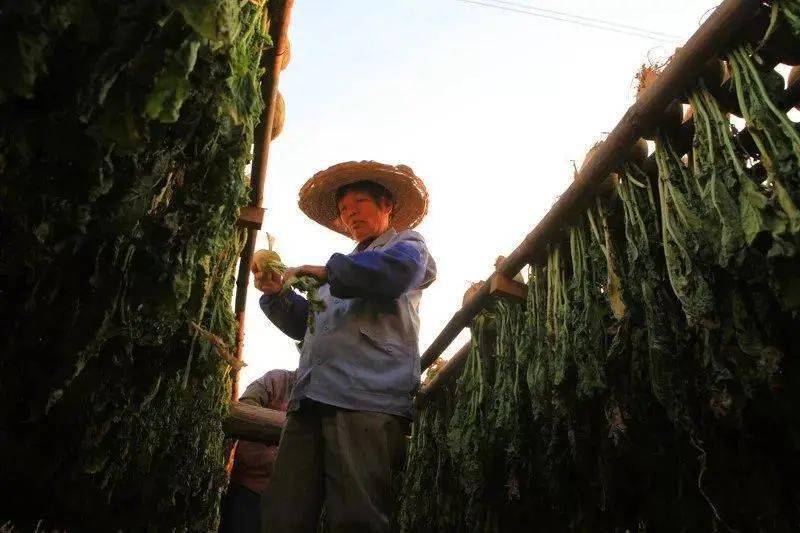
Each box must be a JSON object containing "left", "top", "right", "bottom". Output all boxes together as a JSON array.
[
  {"left": 444, "top": 307, "right": 502, "bottom": 532},
  {"left": 253, "top": 234, "right": 326, "bottom": 332},
  {"left": 729, "top": 44, "right": 800, "bottom": 309},
  {"left": 399, "top": 9, "right": 800, "bottom": 530},
  {"left": 398, "top": 382, "right": 460, "bottom": 533},
  {"left": 0, "top": 1, "right": 271, "bottom": 529}
]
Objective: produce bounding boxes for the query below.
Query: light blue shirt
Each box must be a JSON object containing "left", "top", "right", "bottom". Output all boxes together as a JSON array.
[{"left": 260, "top": 227, "right": 437, "bottom": 419}]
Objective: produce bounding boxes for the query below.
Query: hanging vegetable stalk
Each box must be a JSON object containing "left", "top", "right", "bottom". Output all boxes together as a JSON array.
[
  {"left": 728, "top": 43, "right": 800, "bottom": 309},
  {"left": 776, "top": 0, "right": 800, "bottom": 40},
  {"left": 637, "top": 62, "right": 717, "bottom": 329},
  {"left": 431, "top": 386, "right": 466, "bottom": 532},
  {"left": 398, "top": 396, "right": 439, "bottom": 532},
  {"left": 584, "top": 183, "right": 647, "bottom": 456},
  {"left": 656, "top": 126, "right": 717, "bottom": 328},
  {"left": 445, "top": 308, "right": 500, "bottom": 531},
  {"left": 485, "top": 298, "right": 528, "bottom": 502},
  {"left": 544, "top": 246, "right": 572, "bottom": 417},
  {"left": 729, "top": 47, "right": 799, "bottom": 227},
  {"left": 400, "top": 16, "right": 800, "bottom": 531},
  {"left": 526, "top": 247, "right": 598, "bottom": 517},
  {"left": 525, "top": 257, "right": 570, "bottom": 501},
  {"left": 574, "top": 212, "right": 613, "bottom": 397},
  {"left": 686, "top": 64, "right": 745, "bottom": 266},
  {"left": 617, "top": 159, "right": 694, "bottom": 425},
  {"left": 525, "top": 265, "right": 551, "bottom": 418},
  {"left": 399, "top": 382, "right": 463, "bottom": 533},
  {"left": 579, "top": 139, "right": 634, "bottom": 323},
  {"left": 654, "top": 151, "right": 718, "bottom": 478},
  {"left": 686, "top": 74, "right": 785, "bottom": 398}
]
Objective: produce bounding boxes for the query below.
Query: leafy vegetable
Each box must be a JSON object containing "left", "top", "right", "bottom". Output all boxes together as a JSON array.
[
  {"left": 0, "top": 0, "right": 270, "bottom": 529},
  {"left": 285, "top": 274, "right": 326, "bottom": 333},
  {"left": 253, "top": 237, "right": 326, "bottom": 332},
  {"left": 400, "top": 20, "right": 800, "bottom": 531},
  {"left": 728, "top": 43, "right": 800, "bottom": 310}
]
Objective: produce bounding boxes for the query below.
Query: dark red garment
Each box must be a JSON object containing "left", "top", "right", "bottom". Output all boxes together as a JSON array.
[{"left": 229, "top": 369, "right": 296, "bottom": 494}]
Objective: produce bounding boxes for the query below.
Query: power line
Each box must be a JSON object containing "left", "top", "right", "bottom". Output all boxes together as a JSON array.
[
  {"left": 455, "top": 0, "right": 678, "bottom": 42},
  {"left": 453, "top": 0, "right": 682, "bottom": 44},
  {"left": 489, "top": 0, "right": 682, "bottom": 40}
]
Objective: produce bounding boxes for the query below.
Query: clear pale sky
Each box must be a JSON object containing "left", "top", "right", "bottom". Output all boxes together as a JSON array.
[{"left": 238, "top": 0, "right": 722, "bottom": 387}]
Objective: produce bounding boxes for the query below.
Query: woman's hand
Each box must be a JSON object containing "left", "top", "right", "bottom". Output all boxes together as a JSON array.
[
  {"left": 254, "top": 264, "right": 326, "bottom": 296},
  {"left": 284, "top": 265, "right": 328, "bottom": 283},
  {"left": 252, "top": 263, "right": 284, "bottom": 296}
]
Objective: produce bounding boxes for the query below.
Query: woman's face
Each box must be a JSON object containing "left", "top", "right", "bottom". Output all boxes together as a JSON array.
[{"left": 337, "top": 190, "right": 393, "bottom": 242}]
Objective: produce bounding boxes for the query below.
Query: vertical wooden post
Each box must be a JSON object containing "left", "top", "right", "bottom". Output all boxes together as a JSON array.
[{"left": 232, "top": 0, "right": 295, "bottom": 401}]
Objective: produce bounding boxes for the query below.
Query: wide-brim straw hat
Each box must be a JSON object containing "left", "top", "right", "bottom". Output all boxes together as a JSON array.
[{"left": 298, "top": 161, "right": 429, "bottom": 236}]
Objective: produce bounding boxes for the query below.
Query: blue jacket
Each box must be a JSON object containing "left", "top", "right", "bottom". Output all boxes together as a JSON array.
[{"left": 260, "top": 228, "right": 437, "bottom": 419}]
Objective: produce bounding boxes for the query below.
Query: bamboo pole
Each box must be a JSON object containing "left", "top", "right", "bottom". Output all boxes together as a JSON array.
[
  {"left": 418, "top": 0, "right": 763, "bottom": 375},
  {"left": 231, "top": 0, "right": 294, "bottom": 401}
]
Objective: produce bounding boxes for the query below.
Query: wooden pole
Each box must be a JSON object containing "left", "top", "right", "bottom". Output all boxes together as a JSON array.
[
  {"left": 418, "top": 0, "right": 763, "bottom": 374},
  {"left": 231, "top": 0, "right": 294, "bottom": 401},
  {"left": 223, "top": 402, "right": 286, "bottom": 445},
  {"left": 250, "top": 0, "right": 295, "bottom": 210}
]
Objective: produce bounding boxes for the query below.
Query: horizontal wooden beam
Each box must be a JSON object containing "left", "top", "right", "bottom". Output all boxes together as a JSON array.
[
  {"left": 222, "top": 402, "right": 285, "bottom": 445},
  {"left": 236, "top": 206, "right": 266, "bottom": 230},
  {"left": 419, "top": 58, "right": 800, "bottom": 408},
  {"left": 418, "top": 0, "right": 763, "bottom": 373}
]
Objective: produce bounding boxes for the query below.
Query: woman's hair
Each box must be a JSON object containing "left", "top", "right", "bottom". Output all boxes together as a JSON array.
[{"left": 335, "top": 180, "right": 395, "bottom": 211}]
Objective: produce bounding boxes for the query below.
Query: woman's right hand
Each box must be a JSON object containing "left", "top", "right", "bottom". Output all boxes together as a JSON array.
[{"left": 253, "top": 267, "right": 284, "bottom": 296}]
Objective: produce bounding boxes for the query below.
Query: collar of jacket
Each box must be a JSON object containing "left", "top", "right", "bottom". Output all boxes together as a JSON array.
[{"left": 351, "top": 227, "right": 398, "bottom": 254}]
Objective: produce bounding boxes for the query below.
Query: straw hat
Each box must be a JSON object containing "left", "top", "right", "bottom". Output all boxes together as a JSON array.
[{"left": 298, "top": 161, "right": 429, "bottom": 236}]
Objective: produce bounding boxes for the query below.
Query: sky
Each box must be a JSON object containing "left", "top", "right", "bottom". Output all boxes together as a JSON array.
[{"left": 237, "top": 0, "right": 725, "bottom": 388}]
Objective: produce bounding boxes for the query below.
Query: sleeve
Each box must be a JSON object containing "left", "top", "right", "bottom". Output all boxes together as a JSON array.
[
  {"left": 259, "top": 290, "right": 309, "bottom": 341},
  {"left": 325, "top": 231, "right": 435, "bottom": 299},
  {"left": 239, "top": 374, "right": 271, "bottom": 406}
]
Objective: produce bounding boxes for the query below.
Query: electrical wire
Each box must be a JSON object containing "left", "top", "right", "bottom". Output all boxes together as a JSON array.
[
  {"left": 489, "top": 0, "right": 682, "bottom": 40},
  {"left": 454, "top": 0, "right": 683, "bottom": 44},
  {"left": 456, "top": 0, "right": 679, "bottom": 42}
]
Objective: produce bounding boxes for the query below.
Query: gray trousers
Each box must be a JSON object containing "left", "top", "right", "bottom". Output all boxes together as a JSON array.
[{"left": 261, "top": 401, "right": 409, "bottom": 533}]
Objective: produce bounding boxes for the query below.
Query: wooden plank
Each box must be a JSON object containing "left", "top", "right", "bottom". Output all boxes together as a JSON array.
[
  {"left": 223, "top": 402, "right": 286, "bottom": 445},
  {"left": 236, "top": 206, "right": 265, "bottom": 230},
  {"left": 488, "top": 273, "right": 527, "bottom": 303}
]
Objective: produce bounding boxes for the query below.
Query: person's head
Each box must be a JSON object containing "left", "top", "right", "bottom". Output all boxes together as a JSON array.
[{"left": 335, "top": 180, "right": 395, "bottom": 242}]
